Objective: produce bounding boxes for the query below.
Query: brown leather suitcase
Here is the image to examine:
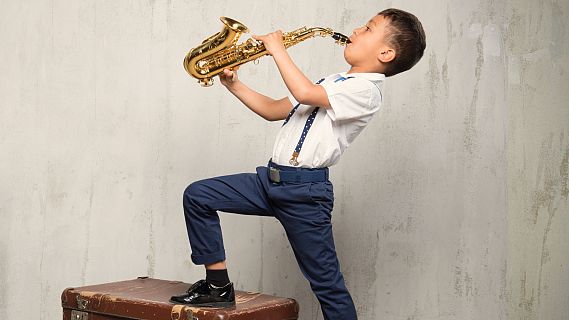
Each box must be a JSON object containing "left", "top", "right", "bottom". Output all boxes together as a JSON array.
[{"left": 61, "top": 277, "right": 298, "bottom": 320}]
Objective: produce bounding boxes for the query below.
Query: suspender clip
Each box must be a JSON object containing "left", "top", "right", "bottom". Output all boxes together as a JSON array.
[{"left": 289, "top": 152, "right": 300, "bottom": 166}]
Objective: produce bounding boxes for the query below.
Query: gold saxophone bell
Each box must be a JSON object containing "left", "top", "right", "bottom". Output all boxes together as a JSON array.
[{"left": 183, "top": 17, "right": 350, "bottom": 87}]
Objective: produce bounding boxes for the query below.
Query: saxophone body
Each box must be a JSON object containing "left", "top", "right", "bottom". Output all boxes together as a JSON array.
[{"left": 184, "top": 17, "right": 350, "bottom": 86}]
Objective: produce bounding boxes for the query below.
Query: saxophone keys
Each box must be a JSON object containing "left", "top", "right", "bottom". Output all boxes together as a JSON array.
[{"left": 198, "top": 78, "right": 214, "bottom": 87}]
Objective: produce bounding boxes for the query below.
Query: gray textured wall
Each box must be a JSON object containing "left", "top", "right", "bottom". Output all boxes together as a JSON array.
[{"left": 1, "top": 1, "right": 568, "bottom": 319}]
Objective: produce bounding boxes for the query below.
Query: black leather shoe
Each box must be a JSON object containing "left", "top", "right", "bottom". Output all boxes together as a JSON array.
[{"left": 169, "top": 280, "right": 235, "bottom": 307}]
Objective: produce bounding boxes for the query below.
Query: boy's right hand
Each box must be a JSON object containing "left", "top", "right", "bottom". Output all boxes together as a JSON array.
[{"left": 219, "top": 68, "right": 239, "bottom": 89}]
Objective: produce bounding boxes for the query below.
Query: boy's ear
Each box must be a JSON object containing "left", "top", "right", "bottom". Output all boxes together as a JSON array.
[{"left": 378, "top": 48, "right": 396, "bottom": 63}]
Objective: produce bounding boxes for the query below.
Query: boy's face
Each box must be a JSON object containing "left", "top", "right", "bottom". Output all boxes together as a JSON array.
[{"left": 344, "top": 15, "right": 394, "bottom": 70}]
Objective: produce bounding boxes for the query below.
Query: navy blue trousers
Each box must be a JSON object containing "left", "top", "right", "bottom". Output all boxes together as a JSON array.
[{"left": 182, "top": 162, "right": 357, "bottom": 320}]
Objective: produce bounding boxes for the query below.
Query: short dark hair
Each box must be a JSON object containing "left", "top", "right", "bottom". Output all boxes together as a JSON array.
[{"left": 378, "top": 8, "right": 426, "bottom": 77}]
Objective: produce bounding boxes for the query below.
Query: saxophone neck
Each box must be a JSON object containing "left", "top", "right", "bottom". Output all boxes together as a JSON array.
[{"left": 284, "top": 26, "right": 349, "bottom": 47}]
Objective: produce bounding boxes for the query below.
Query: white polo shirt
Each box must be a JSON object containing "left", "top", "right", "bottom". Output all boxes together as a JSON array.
[{"left": 271, "top": 72, "right": 385, "bottom": 168}]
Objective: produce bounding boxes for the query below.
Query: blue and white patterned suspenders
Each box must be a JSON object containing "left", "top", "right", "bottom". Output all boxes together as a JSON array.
[{"left": 283, "top": 76, "right": 354, "bottom": 166}]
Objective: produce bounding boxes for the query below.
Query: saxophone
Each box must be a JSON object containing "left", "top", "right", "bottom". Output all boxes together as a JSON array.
[{"left": 184, "top": 17, "right": 350, "bottom": 86}]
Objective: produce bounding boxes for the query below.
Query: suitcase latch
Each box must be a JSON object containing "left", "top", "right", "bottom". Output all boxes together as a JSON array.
[{"left": 71, "top": 310, "right": 89, "bottom": 320}]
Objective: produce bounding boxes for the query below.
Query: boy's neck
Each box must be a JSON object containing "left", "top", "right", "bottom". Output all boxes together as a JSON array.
[{"left": 347, "top": 65, "right": 384, "bottom": 74}]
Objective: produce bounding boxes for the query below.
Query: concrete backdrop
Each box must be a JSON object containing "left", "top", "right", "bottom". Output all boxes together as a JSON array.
[{"left": 1, "top": 0, "right": 568, "bottom": 319}]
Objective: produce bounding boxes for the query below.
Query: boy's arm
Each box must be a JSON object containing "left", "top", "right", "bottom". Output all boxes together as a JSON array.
[
  {"left": 253, "top": 31, "right": 331, "bottom": 108},
  {"left": 220, "top": 68, "right": 293, "bottom": 121}
]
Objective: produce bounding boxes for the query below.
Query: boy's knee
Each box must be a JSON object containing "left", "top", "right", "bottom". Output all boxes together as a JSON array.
[
  {"left": 183, "top": 181, "right": 208, "bottom": 207},
  {"left": 185, "top": 179, "right": 211, "bottom": 195}
]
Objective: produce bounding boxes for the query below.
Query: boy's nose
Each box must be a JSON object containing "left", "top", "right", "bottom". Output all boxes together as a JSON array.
[{"left": 352, "top": 26, "right": 364, "bottom": 35}]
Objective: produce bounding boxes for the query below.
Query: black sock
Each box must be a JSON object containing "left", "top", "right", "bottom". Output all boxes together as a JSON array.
[{"left": 206, "top": 269, "right": 230, "bottom": 287}]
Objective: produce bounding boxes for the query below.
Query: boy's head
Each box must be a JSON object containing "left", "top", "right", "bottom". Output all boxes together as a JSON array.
[{"left": 345, "top": 8, "right": 426, "bottom": 77}]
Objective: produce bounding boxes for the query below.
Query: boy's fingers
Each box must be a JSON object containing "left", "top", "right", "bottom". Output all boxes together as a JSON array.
[{"left": 221, "top": 68, "right": 237, "bottom": 82}]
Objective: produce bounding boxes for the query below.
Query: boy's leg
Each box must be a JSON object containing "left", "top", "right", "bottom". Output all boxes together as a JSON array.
[
  {"left": 182, "top": 171, "right": 274, "bottom": 266},
  {"left": 271, "top": 181, "right": 357, "bottom": 320},
  {"left": 171, "top": 170, "right": 274, "bottom": 306}
]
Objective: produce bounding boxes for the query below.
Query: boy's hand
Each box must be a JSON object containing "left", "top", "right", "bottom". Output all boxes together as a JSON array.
[
  {"left": 219, "top": 68, "right": 239, "bottom": 89},
  {"left": 252, "top": 31, "right": 286, "bottom": 56}
]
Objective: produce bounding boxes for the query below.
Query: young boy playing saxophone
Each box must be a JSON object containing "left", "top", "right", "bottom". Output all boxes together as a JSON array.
[{"left": 171, "top": 8, "right": 426, "bottom": 320}]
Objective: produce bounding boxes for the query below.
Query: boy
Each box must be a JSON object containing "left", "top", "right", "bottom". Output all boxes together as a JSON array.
[{"left": 170, "top": 8, "right": 426, "bottom": 320}]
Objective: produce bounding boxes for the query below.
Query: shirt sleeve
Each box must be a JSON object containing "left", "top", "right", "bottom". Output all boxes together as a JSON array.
[{"left": 321, "top": 77, "right": 382, "bottom": 121}]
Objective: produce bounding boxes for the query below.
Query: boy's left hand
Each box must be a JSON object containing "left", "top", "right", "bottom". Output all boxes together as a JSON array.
[{"left": 252, "top": 31, "right": 286, "bottom": 56}]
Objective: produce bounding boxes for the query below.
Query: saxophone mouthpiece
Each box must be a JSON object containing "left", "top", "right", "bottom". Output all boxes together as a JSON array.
[{"left": 332, "top": 32, "right": 351, "bottom": 45}]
